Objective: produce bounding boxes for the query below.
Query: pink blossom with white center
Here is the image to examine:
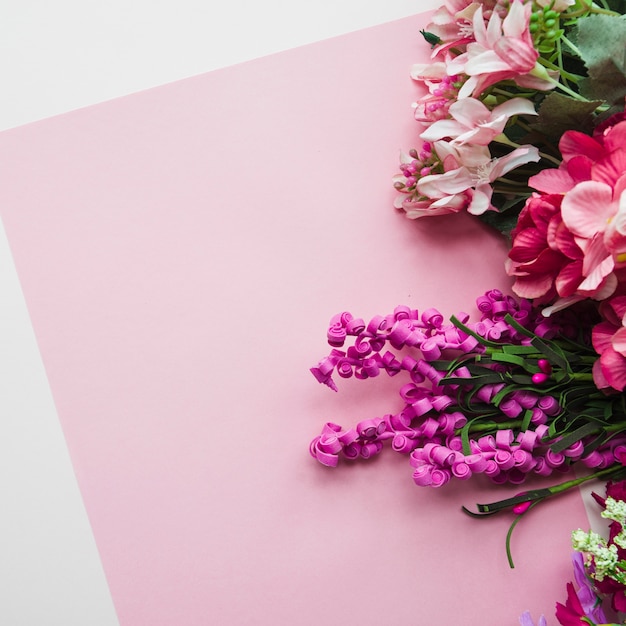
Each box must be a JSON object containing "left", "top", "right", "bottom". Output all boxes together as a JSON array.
[
  {"left": 416, "top": 141, "right": 540, "bottom": 216},
  {"left": 446, "top": 2, "right": 556, "bottom": 98},
  {"left": 420, "top": 96, "right": 537, "bottom": 145},
  {"left": 426, "top": 1, "right": 486, "bottom": 57}
]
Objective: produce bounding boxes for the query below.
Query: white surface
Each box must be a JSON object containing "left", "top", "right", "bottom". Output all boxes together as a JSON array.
[
  {"left": 0, "top": 1, "right": 440, "bottom": 623},
  {"left": 0, "top": 219, "right": 119, "bottom": 625},
  {"left": 0, "top": 0, "right": 425, "bottom": 132}
]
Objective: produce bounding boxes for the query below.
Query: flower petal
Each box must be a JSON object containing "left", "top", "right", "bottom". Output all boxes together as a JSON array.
[
  {"left": 529, "top": 168, "right": 575, "bottom": 194},
  {"left": 561, "top": 181, "right": 615, "bottom": 238},
  {"left": 560, "top": 131, "right": 604, "bottom": 162},
  {"left": 601, "top": 347, "right": 626, "bottom": 391}
]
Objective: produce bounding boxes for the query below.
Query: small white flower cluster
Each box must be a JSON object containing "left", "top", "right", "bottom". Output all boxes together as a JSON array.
[{"left": 573, "top": 497, "right": 626, "bottom": 585}]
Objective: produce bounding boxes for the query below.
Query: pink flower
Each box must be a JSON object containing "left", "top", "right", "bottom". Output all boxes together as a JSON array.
[
  {"left": 592, "top": 296, "right": 626, "bottom": 391},
  {"left": 446, "top": 2, "right": 555, "bottom": 98},
  {"left": 555, "top": 582, "right": 594, "bottom": 626},
  {"left": 507, "top": 193, "right": 584, "bottom": 302},
  {"left": 425, "top": 0, "right": 490, "bottom": 57},
  {"left": 420, "top": 96, "right": 537, "bottom": 145},
  {"left": 410, "top": 62, "right": 460, "bottom": 122},
  {"left": 510, "top": 121, "right": 626, "bottom": 314},
  {"left": 530, "top": 120, "right": 626, "bottom": 195},
  {"left": 416, "top": 141, "right": 539, "bottom": 216}
]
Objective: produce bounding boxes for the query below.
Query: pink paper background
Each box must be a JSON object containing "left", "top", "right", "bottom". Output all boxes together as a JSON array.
[{"left": 0, "top": 13, "right": 589, "bottom": 625}]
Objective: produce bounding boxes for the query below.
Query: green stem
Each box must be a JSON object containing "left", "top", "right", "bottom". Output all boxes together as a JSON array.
[
  {"left": 506, "top": 501, "right": 541, "bottom": 568},
  {"left": 547, "top": 465, "right": 625, "bottom": 496},
  {"left": 540, "top": 151, "right": 563, "bottom": 166},
  {"left": 538, "top": 55, "right": 583, "bottom": 84},
  {"left": 552, "top": 78, "right": 590, "bottom": 101},
  {"left": 462, "top": 420, "right": 524, "bottom": 434},
  {"left": 496, "top": 177, "right": 529, "bottom": 186},
  {"left": 569, "top": 372, "right": 595, "bottom": 382},
  {"left": 493, "top": 134, "right": 562, "bottom": 165},
  {"left": 560, "top": 35, "right": 583, "bottom": 59},
  {"left": 564, "top": 1, "right": 620, "bottom": 17}
]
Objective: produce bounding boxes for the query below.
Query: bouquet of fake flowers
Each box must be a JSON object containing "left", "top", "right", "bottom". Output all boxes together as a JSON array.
[{"left": 308, "top": 0, "right": 626, "bottom": 623}]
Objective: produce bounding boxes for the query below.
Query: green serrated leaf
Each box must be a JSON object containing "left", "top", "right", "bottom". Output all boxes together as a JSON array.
[
  {"left": 529, "top": 92, "right": 601, "bottom": 138},
  {"left": 574, "top": 14, "right": 626, "bottom": 105}
]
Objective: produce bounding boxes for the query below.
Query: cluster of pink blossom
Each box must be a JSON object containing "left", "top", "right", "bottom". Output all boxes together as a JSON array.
[
  {"left": 391, "top": 1, "right": 626, "bottom": 392},
  {"left": 507, "top": 117, "right": 626, "bottom": 391},
  {"left": 310, "top": 290, "right": 626, "bottom": 487},
  {"left": 392, "top": 0, "right": 569, "bottom": 218}
]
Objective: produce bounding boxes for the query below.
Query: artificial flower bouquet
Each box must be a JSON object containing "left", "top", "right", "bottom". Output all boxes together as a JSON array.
[{"left": 307, "top": 0, "right": 626, "bottom": 623}]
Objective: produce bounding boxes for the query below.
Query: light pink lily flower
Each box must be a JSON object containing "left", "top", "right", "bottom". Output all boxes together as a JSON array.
[
  {"left": 447, "top": 2, "right": 555, "bottom": 98},
  {"left": 426, "top": 1, "right": 485, "bottom": 57},
  {"left": 420, "top": 96, "right": 537, "bottom": 145},
  {"left": 417, "top": 141, "right": 540, "bottom": 215}
]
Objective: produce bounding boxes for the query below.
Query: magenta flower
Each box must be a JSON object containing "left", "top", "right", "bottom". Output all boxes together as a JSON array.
[
  {"left": 571, "top": 552, "right": 607, "bottom": 624},
  {"left": 555, "top": 582, "right": 594, "bottom": 626}
]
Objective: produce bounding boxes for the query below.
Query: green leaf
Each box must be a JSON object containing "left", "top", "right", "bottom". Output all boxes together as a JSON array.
[
  {"left": 573, "top": 14, "right": 626, "bottom": 105},
  {"left": 529, "top": 92, "right": 601, "bottom": 138},
  {"left": 478, "top": 200, "right": 527, "bottom": 238},
  {"left": 550, "top": 422, "right": 602, "bottom": 453}
]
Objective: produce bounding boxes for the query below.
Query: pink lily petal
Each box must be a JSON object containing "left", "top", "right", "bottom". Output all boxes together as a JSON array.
[
  {"left": 561, "top": 181, "right": 614, "bottom": 238},
  {"left": 502, "top": 0, "right": 530, "bottom": 39},
  {"left": 491, "top": 97, "right": 537, "bottom": 121},
  {"left": 490, "top": 145, "right": 539, "bottom": 179},
  {"left": 466, "top": 49, "right": 513, "bottom": 75},
  {"left": 467, "top": 185, "right": 492, "bottom": 215},
  {"left": 420, "top": 119, "right": 468, "bottom": 142},
  {"left": 447, "top": 97, "right": 490, "bottom": 128},
  {"left": 494, "top": 36, "right": 537, "bottom": 73},
  {"left": 417, "top": 168, "right": 475, "bottom": 197}
]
